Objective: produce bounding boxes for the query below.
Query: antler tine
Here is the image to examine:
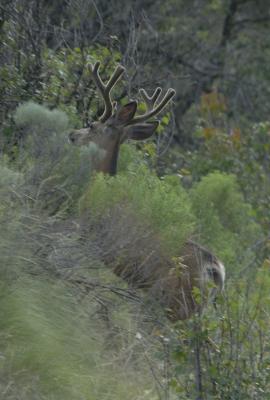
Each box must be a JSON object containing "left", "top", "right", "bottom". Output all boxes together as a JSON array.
[
  {"left": 89, "top": 61, "right": 125, "bottom": 122},
  {"left": 129, "top": 88, "right": 176, "bottom": 125},
  {"left": 139, "top": 87, "right": 162, "bottom": 109}
]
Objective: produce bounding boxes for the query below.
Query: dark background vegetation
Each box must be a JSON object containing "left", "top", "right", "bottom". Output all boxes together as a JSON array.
[{"left": 1, "top": 1, "right": 270, "bottom": 399}]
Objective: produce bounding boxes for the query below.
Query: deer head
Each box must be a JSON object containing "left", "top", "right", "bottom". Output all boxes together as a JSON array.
[{"left": 69, "top": 61, "right": 175, "bottom": 175}]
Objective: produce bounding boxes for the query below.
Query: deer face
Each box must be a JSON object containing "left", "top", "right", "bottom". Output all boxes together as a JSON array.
[
  {"left": 69, "top": 122, "right": 103, "bottom": 146},
  {"left": 69, "top": 102, "right": 157, "bottom": 147},
  {"left": 68, "top": 61, "right": 175, "bottom": 175}
]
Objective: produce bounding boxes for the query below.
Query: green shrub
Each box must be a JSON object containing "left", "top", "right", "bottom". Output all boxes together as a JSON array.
[
  {"left": 117, "top": 143, "right": 148, "bottom": 173},
  {"left": 12, "top": 102, "right": 105, "bottom": 214},
  {"left": 79, "top": 166, "right": 195, "bottom": 256},
  {"left": 190, "top": 172, "right": 262, "bottom": 271},
  {"left": 14, "top": 101, "right": 69, "bottom": 134}
]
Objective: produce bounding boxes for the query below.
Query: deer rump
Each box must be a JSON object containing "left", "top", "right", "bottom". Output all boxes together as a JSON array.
[{"left": 110, "top": 236, "right": 225, "bottom": 321}]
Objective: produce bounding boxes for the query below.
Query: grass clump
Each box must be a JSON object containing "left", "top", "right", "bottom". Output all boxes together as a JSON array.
[
  {"left": 0, "top": 273, "right": 162, "bottom": 400},
  {"left": 0, "top": 189, "right": 166, "bottom": 400}
]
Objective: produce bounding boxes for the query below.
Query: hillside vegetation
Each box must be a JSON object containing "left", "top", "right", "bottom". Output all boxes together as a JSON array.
[{"left": 1, "top": 1, "right": 270, "bottom": 399}]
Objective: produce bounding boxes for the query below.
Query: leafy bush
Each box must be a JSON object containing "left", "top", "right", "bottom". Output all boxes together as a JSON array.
[
  {"left": 12, "top": 102, "right": 104, "bottom": 214},
  {"left": 79, "top": 166, "right": 195, "bottom": 256},
  {"left": 14, "top": 101, "right": 69, "bottom": 134},
  {"left": 190, "top": 172, "right": 262, "bottom": 271},
  {"left": 188, "top": 121, "right": 270, "bottom": 235}
]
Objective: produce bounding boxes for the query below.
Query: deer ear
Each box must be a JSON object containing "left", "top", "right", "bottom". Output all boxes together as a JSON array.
[
  {"left": 126, "top": 121, "right": 159, "bottom": 140},
  {"left": 115, "top": 101, "right": 137, "bottom": 124}
]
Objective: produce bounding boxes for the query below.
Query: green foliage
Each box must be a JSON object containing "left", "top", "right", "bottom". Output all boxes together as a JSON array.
[
  {"left": 0, "top": 126, "right": 268, "bottom": 400},
  {"left": 170, "top": 266, "right": 270, "bottom": 399},
  {"left": 0, "top": 272, "right": 160, "bottom": 400},
  {"left": 188, "top": 120, "right": 270, "bottom": 235},
  {"left": 12, "top": 102, "right": 103, "bottom": 214},
  {"left": 190, "top": 172, "right": 261, "bottom": 269},
  {"left": 0, "top": 182, "right": 164, "bottom": 400},
  {"left": 117, "top": 143, "right": 148, "bottom": 173},
  {"left": 0, "top": 161, "right": 22, "bottom": 194},
  {"left": 2, "top": 98, "right": 266, "bottom": 399},
  {"left": 80, "top": 166, "right": 195, "bottom": 256},
  {"left": 40, "top": 46, "right": 122, "bottom": 126},
  {"left": 1, "top": 2, "right": 270, "bottom": 396},
  {"left": 0, "top": 161, "right": 23, "bottom": 222},
  {"left": 14, "top": 101, "right": 69, "bottom": 134}
]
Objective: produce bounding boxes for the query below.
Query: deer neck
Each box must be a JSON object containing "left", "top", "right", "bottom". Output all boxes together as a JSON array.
[{"left": 97, "top": 137, "right": 121, "bottom": 176}]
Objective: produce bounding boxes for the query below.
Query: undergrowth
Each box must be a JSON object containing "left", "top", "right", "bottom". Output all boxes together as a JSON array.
[{"left": 0, "top": 102, "right": 267, "bottom": 399}]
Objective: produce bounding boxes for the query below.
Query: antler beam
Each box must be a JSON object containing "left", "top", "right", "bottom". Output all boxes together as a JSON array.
[
  {"left": 128, "top": 87, "right": 176, "bottom": 125},
  {"left": 89, "top": 61, "right": 125, "bottom": 122}
]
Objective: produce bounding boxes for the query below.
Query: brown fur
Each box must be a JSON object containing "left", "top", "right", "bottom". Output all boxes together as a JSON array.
[{"left": 111, "top": 239, "right": 225, "bottom": 321}]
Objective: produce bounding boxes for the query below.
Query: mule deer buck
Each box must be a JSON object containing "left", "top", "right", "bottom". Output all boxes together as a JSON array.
[{"left": 69, "top": 61, "right": 225, "bottom": 320}]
